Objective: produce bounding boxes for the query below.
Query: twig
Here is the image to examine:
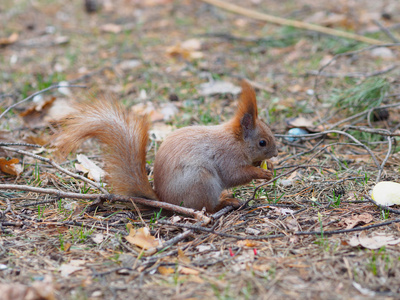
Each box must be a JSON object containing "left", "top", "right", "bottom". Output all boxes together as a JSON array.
[
  {"left": 211, "top": 206, "right": 234, "bottom": 219},
  {"left": 0, "top": 199, "right": 13, "bottom": 219},
  {"left": 365, "top": 195, "right": 400, "bottom": 215},
  {"left": 0, "top": 143, "right": 42, "bottom": 148},
  {"left": 19, "top": 198, "right": 59, "bottom": 207},
  {"left": 157, "top": 230, "right": 193, "bottom": 251},
  {"left": 0, "top": 84, "right": 86, "bottom": 120},
  {"left": 314, "top": 43, "right": 400, "bottom": 102},
  {"left": 200, "top": 0, "right": 383, "bottom": 44},
  {"left": 275, "top": 130, "right": 380, "bottom": 173},
  {"left": 294, "top": 218, "right": 400, "bottom": 236},
  {"left": 328, "top": 102, "right": 400, "bottom": 129},
  {"left": 278, "top": 139, "right": 325, "bottom": 164},
  {"left": 306, "top": 65, "right": 398, "bottom": 78},
  {"left": 344, "top": 126, "right": 400, "bottom": 137},
  {"left": 0, "top": 184, "right": 211, "bottom": 223},
  {"left": 1, "top": 146, "right": 108, "bottom": 194},
  {"left": 157, "top": 219, "right": 285, "bottom": 240},
  {"left": 373, "top": 19, "right": 399, "bottom": 43},
  {"left": 377, "top": 136, "right": 393, "bottom": 182}
]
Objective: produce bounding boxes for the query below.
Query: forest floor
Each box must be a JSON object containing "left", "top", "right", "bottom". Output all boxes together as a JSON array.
[{"left": 1, "top": 0, "right": 400, "bottom": 299}]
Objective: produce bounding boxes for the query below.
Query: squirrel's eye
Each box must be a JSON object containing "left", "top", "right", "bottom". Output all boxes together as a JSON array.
[{"left": 259, "top": 140, "right": 267, "bottom": 147}]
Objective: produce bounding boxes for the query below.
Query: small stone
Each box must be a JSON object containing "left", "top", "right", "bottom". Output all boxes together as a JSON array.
[
  {"left": 91, "top": 290, "right": 103, "bottom": 297},
  {"left": 370, "top": 47, "right": 395, "bottom": 59},
  {"left": 280, "top": 179, "right": 293, "bottom": 187}
]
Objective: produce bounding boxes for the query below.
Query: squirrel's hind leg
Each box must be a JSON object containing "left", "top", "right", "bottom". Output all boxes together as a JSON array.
[{"left": 213, "top": 191, "right": 242, "bottom": 212}]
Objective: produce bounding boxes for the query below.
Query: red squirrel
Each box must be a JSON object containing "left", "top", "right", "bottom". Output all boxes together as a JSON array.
[{"left": 55, "top": 80, "right": 278, "bottom": 213}]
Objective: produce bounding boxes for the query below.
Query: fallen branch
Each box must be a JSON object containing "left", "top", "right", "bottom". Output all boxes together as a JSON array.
[
  {"left": 0, "top": 184, "right": 211, "bottom": 223},
  {"left": 200, "top": 0, "right": 384, "bottom": 45},
  {"left": 365, "top": 195, "right": 400, "bottom": 215},
  {"left": 159, "top": 216, "right": 400, "bottom": 240}
]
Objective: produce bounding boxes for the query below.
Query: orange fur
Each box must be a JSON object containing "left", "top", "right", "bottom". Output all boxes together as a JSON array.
[
  {"left": 55, "top": 99, "right": 157, "bottom": 200},
  {"left": 232, "top": 80, "right": 258, "bottom": 139}
]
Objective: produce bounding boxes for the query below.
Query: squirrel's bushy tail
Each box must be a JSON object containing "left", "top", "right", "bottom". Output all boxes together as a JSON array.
[{"left": 55, "top": 99, "right": 157, "bottom": 200}]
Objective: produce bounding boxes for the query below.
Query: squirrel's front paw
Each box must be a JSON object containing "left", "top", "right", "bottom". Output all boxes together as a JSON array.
[{"left": 261, "top": 170, "right": 273, "bottom": 181}]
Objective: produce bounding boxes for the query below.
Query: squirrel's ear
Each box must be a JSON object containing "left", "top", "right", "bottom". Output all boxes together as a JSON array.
[
  {"left": 232, "top": 80, "right": 258, "bottom": 138},
  {"left": 239, "top": 79, "right": 258, "bottom": 119}
]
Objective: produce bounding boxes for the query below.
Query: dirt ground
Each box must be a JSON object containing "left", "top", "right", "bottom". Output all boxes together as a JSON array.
[{"left": 1, "top": 0, "right": 400, "bottom": 299}]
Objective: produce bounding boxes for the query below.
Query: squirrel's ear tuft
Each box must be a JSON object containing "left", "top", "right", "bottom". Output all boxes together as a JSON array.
[
  {"left": 239, "top": 79, "right": 258, "bottom": 119},
  {"left": 232, "top": 80, "right": 258, "bottom": 138}
]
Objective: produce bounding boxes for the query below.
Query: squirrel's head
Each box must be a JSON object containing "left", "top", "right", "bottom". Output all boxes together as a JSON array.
[{"left": 233, "top": 80, "right": 278, "bottom": 163}]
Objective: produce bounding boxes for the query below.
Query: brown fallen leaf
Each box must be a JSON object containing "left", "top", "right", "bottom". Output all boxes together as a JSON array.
[
  {"left": 75, "top": 154, "right": 105, "bottom": 182},
  {"left": 158, "top": 266, "right": 175, "bottom": 275},
  {"left": 0, "top": 158, "right": 23, "bottom": 176},
  {"left": 101, "top": 23, "right": 122, "bottom": 33},
  {"left": 0, "top": 32, "right": 19, "bottom": 46},
  {"left": 125, "top": 224, "right": 159, "bottom": 249},
  {"left": 179, "top": 267, "right": 200, "bottom": 275},
  {"left": 20, "top": 97, "right": 56, "bottom": 127},
  {"left": 178, "top": 248, "right": 191, "bottom": 264},
  {"left": 338, "top": 213, "right": 373, "bottom": 230},
  {"left": 59, "top": 260, "right": 86, "bottom": 277},
  {"left": 166, "top": 38, "right": 203, "bottom": 60},
  {"left": 24, "top": 135, "right": 48, "bottom": 146},
  {"left": 286, "top": 117, "right": 314, "bottom": 128},
  {"left": 44, "top": 98, "right": 77, "bottom": 122},
  {"left": 237, "top": 240, "right": 260, "bottom": 247}
]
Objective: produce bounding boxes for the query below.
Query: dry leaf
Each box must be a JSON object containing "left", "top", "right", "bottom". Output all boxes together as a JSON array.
[
  {"left": 179, "top": 267, "right": 199, "bottom": 275},
  {"left": 24, "top": 135, "right": 48, "bottom": 146},
  {"left": 338, "top": 213, "right": 373, "bottom": 230},
  {"left": 101, "top": 23, "right": 122, "bottom": 33},
  {"left": 198, "top": 81, "right": 241, "bottom": 96},
  {"left": 287, "top": 84, "right": 304, "bottom": 93},
  {"left": 75, "top": 154, "right": 105, "bottom": 182},
  {"left": 0, "top": 158, "right": 23, "bottom": 176},
  {"left": 178, "top": 249, "right": 191, "bottom": 264},
  {"left": 20, "top": 97, "right": 56, "bottom": 127},
  {"left": 125, "top": 226, "right": 159, "bottom": 249},
  {"left": 158, "top": 266, "right": 175, "bottom": 275},
  {"left": 237, "top": 240, "right": 260, "bottom": 247},
  {"left": 0, "top": 32, "right": 18, "bottom": 46},
  {"left": 44, "top": 99, "right": 77, "bottom": 122},
  {"left": 59, "top": 260, "right": 86, "bottom": 277},
  {"left": 286, "top": 117, "right": 314, "bottom": 128},
  {"left": 149, "top": 123, "right": 174, "bottom": 142},
  {"left": 91, "top": 233, "right": 104, "bottom": 244},
  {"left": 166, "top": 38, "right": 203, "bottom": 60},
  {"left": 160, "top": 103, "right": 178, "bottom": 121},
  {"left": 348, "top": 232, "right": 400, "bottom": 249},
  {"left": 131, "top": 102, "right": 164, "bottom": 123}
]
